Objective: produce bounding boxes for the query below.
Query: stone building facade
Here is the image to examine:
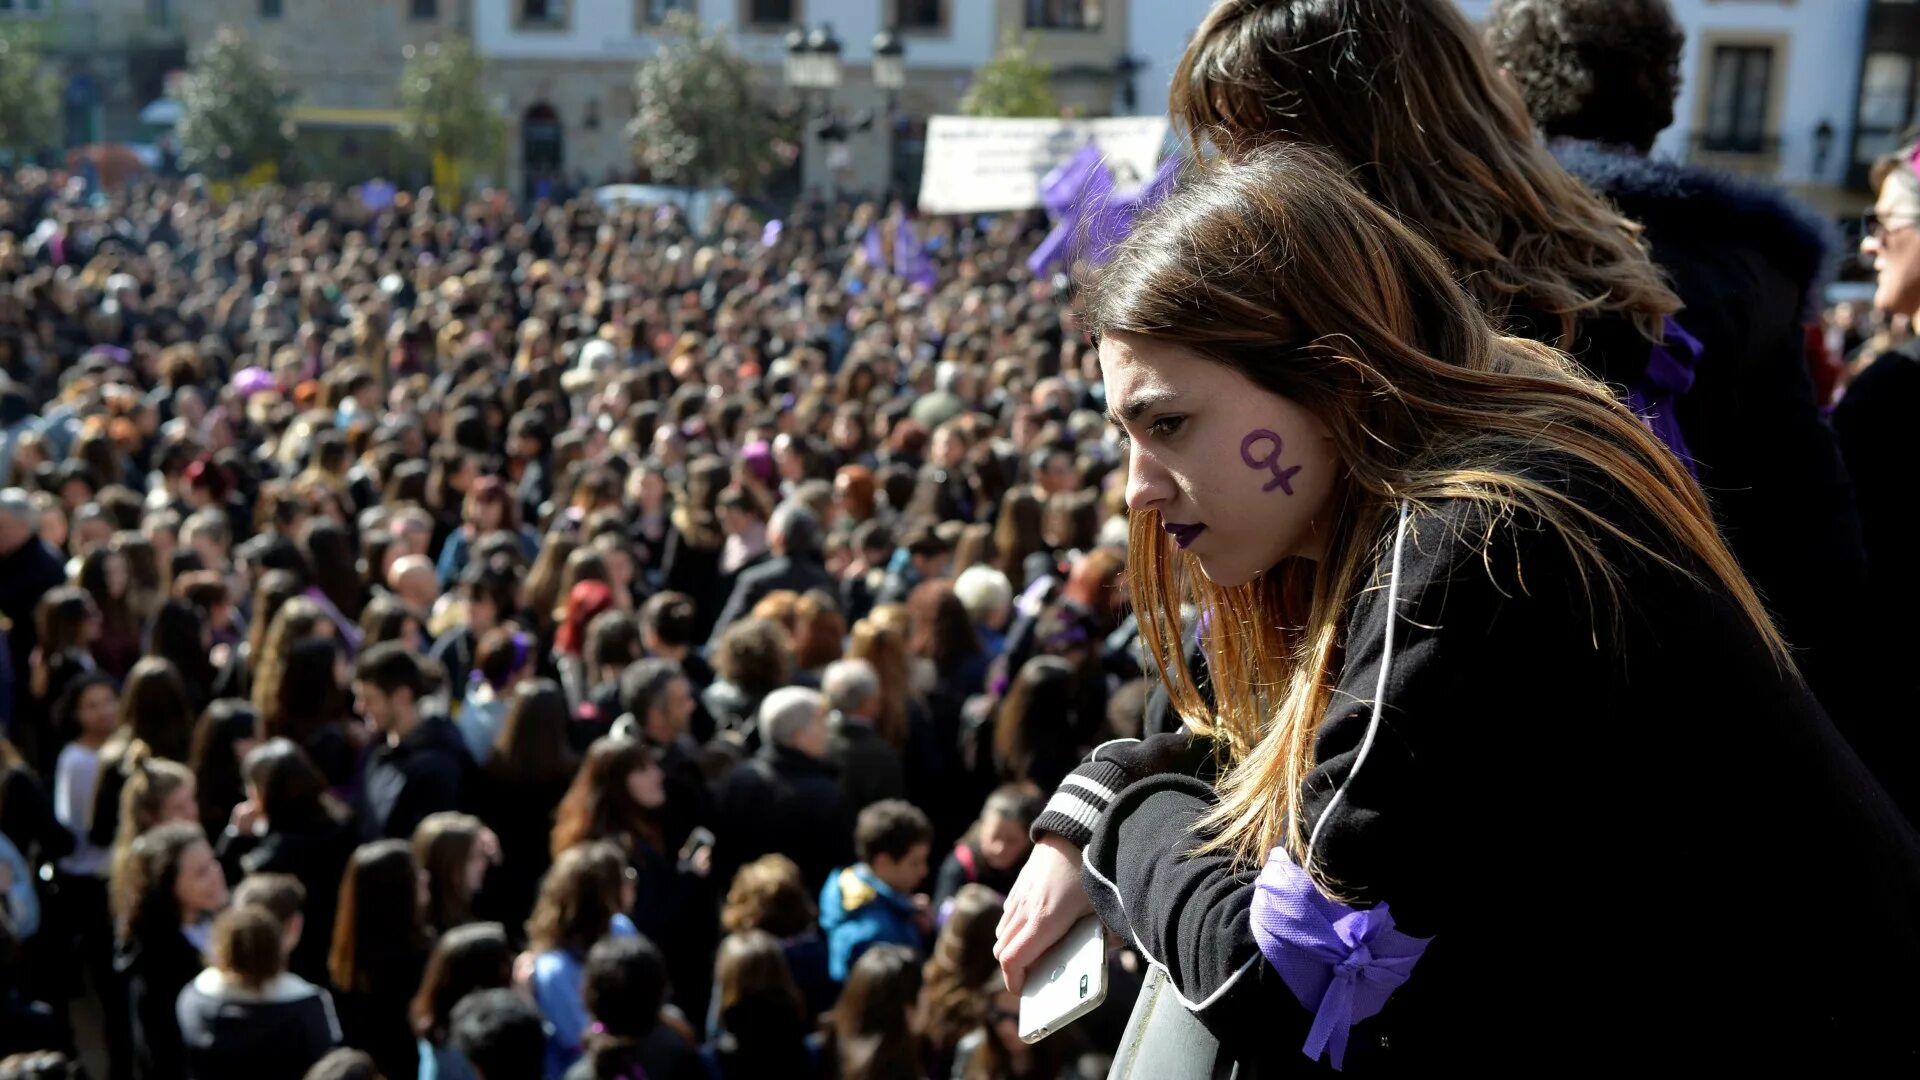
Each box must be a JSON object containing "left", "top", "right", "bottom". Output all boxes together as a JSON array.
[{"left": 475, "top": 0, "right": 1157, "bottom": 198}]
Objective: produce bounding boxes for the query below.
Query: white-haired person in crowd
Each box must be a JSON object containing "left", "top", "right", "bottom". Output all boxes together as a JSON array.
[{"left": 711, "top": 686, "right": 853, "bottom": 892}]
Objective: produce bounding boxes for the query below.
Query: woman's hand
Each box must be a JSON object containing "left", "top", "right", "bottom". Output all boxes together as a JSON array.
[{"left": 993, "top": 833, "right": 1094, "bottom": 994}]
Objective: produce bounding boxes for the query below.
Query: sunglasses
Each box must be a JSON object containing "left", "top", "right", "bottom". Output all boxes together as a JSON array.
[
  {"left": 990, "top": 1008, "right": 1020, "bottom": 1025},
  {"left": 1862, "top": 210, "right": 1920, "bottom": 241}
]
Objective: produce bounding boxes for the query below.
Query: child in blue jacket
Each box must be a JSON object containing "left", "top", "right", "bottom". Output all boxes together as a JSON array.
[{"left": 819, "top": 799, "right": 932, "bottom": 983}]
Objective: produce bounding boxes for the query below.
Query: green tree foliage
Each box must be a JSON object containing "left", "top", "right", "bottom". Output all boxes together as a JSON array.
[
  {"left": 629, "top": 11, "right": 788, "bottom": 192},
  {"left": 176, "top": 26, "right": 294, "bottom": 180},
  {"left": 959, "top": 33, "right": 1059, "bottom": 119},
  {"left": 399, "top": 38, "right": 504, "bottom": 175},
  {"left": 0, "top": 32, "right": 60, "bottom": 159}
]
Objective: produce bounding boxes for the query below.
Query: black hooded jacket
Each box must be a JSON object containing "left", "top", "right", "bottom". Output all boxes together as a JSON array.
[{"left": 1041, "top": 465, "right": 1920, "bottom": 1074}]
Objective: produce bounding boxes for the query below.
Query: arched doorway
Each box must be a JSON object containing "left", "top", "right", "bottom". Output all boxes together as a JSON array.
[{"left": 522, "top": 103, "right": 565, "bottom": 199}]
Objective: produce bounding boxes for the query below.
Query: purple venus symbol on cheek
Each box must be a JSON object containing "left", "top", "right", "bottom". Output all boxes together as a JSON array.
[{"left": 1241, "top": 429, "right": 1303, "bottom": 495}]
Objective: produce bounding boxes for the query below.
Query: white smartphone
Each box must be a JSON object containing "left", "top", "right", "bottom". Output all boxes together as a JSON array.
[{"left": 1018, "top": 914, "right": 1109, "bottom": 1044}]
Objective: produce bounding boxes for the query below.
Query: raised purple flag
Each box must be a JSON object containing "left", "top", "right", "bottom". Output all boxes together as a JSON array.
[
  {"left": 1251, "top": 847, "right": 1431, "bottom": 1070},
  {"left": 761, "top": 218, "right": 783, "bottom": 247},
  {"left": 1027, "top": 147, "right": 1183, "bottom": 277},
  {"left": 863, "top": 221, "right": 886, "bottom": 268},
  {"left": 893, "top": 213, "right": 937, "bottom": 290}
]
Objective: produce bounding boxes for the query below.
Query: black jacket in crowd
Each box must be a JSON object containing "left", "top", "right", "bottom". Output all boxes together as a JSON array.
[
  {"left": 470, "top": 767, "right": 572, "bottom": 936},
  {"left": 175, "top": 968, "right": 341, "bottom": 1080},
  {"left": 1039, "top": 466, "right": 1920, "bottom": 1074},
  {"left": 705, "top": 553, "right": 838, "bottom": 647},
  {"left": 1551, "top": 142, "right": 1906, "bottom": 813},
  {"left": 216, "top": 808, "right": 358, "bottom": 986},
  {"left": 825, "top": 714, "right": 906, "bottom": 814},
  {"left": 1832, "top": 339, "right": 1920, "bottom": 704},
  {"left": 712, "top": 743, "right": 854, "bottom": 893},
  {"left": 119, "top": 924, "right": 208, "bottom": 1079},
  {"left": 355, "top": 713, "right": 468, "bottom": 842},
  {"left": 0, "top": 535, "right": 63, "bottom": 686},
  {"left": 333, "top": 947, "right": 427, "bottom": 1080}
]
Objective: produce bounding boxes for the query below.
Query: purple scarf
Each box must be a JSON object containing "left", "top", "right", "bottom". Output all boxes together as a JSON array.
[
  {"left": 1251, "top": 848, "right": 1432, "bottom": 1070},
  {"left": 1625, "top": 316, "right": 1703, "bottom": 478}
]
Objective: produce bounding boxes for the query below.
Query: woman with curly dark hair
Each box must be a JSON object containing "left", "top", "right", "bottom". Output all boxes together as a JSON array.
[
  {"left": 113, "top": 821, "right": 229, "bottom": 1078},
  {"left": 700, "top": 617, "right": 794, "bottom": 741},
  {"left": 717, "top": 852, "right": 834, "bottom": 1023}
]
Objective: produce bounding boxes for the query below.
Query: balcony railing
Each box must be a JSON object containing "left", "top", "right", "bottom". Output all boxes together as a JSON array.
[{"left": 1688, "top": 132, "right": 1783, "bottom": 177}]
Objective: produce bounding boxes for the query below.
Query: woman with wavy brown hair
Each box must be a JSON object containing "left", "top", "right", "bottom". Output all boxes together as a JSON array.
[
  {"left": 1171, "top": 0, "right": 1677, "bottom": 350},
  {"left": 1166, "top": 0, "right": 1881, "bottom": 772},
  {"left": 920, "top": 884, "right": 1005, "bottom": 1079},
  {"left": 990, "top": 147, "right": 1920, "bottom": 1073}
]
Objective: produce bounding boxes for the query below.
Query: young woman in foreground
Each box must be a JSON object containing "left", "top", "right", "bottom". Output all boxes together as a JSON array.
[{"left": 992, "top": 147, "right": 1920, "bottom": 1072}]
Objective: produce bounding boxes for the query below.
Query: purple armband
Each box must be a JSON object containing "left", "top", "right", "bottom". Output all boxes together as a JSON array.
[{"left": 1250, "top": 848, "right": 1432, "bottom": 1070}]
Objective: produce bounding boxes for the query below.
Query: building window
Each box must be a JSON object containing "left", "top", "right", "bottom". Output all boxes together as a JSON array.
[
  {"left": 0, "top": 0, "right": 47, "bottom": 12},
  {"left": 259, "top": 0, "right": 283, "bottom": 17},
  {"left": 410, "top": 0, "right": 437, "bottom": 19},
  {"left": 743, "top": 0, "right": 795, "bottom": 28},
  {"left": 639, "top": 0, "right": 691, "bottom": 24},
  {"left": 896, "top": 0, "right": 944, "bottom": 32},
  {"left": 1701, "top": 44, "right": 1773, "bottom": 153},
  {"left": 518, "top": 0, "right": 568, "bottom": 28},
  {"left": 641, "top": 0, "right": 695, "bottom": 23},
  {"left": 1027, "top": 0, "right": 1100, "bottom": 30},
  {"left": 1857, "top": 52, "right": 1917, "bottom": 166}
]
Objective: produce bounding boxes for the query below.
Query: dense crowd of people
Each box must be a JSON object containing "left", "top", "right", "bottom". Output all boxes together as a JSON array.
[
  {"left": 0, "top": 88, "right": 1150, "bottom": 1080},
  {"left": 0, "top": 0, "right": 1917, "bottom": 1077}
]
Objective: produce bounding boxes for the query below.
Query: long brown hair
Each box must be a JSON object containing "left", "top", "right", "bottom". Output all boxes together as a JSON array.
[
  {"left": 487, "top": 678, "right": 579, "bottom": 787},
  {"left": 1169, "top": 0, "right": 1679, "bottom": 345},
  {"left": 550, "top": 735, "right": 661, "bottom": 858},
  {"left": 847, "top": 619, "right": 912, "bottom": 751},
  {"left": 31, "top": 585, "right": 96, "bottom": 698},
  {"left": 409, "top": 922, "right": 513, "bottom": 1044},
  {"left": 905, "top": 580, "right": 979, "bottom": 671},
  {"left": 825, "top": 943, "right": 924, "bottom": 1080},
  {"left": 251, "top": 597, "right": 329, "bottom": 733},
  {"left": 921, "top": 885, "right": 1005, "bottom": 1059},
  {"left": 1086, "top": 145, "right": 1783, "bottom": 878},
  {"left": 412, "top": 812, "right": 489, "bottom": 934},
  {"left": 526, "top": 841, "right": 630, "bottom": 956},
  {"left": 330, "top": 840, "right": 427, "bottom": 992},
  {"left": 715, "top": 929, "right": 806, "bottom": 1028}
]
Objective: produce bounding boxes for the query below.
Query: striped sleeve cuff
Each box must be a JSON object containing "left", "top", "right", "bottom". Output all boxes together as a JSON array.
[{"left": 1031, "top": 760, "right": 1132, "bottom": 851}]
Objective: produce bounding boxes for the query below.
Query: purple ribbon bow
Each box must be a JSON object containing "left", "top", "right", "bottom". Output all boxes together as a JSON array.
[
  {"left": 1625, "top": 315, "right": 1703, "bottom": 479},
  {"left": 1251, "top": 848, "right": 1431, "bottom": 1070}
]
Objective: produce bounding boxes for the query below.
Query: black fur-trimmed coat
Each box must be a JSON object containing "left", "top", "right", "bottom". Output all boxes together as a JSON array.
[{"left": 1552, "top": 142, "right": 1914, "bottom": 817}]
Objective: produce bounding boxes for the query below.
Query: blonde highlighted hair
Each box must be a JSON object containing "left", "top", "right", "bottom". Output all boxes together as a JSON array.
[
  {"left": 1171, "top": 0, "right": 1680, "bottom": 346},
  {"left": 1084, "top": 145, "right": 1785, "bottom": 878}
]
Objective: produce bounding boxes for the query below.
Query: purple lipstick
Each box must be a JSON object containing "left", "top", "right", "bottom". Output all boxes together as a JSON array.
[{"left": 1163, "top": 522, "right": 1207, "bottom": 549}]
